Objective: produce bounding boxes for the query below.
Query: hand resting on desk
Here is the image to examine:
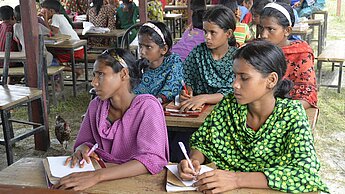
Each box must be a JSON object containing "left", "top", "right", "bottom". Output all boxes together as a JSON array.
[{"left": 64, "top": 143, "right": 100, "bottom": 168}]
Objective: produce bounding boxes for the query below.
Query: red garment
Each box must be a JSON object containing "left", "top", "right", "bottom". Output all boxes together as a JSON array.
[
  {"left": 50, "top": 48, "right": 85, "bottom": 63},
  {"left": 160, "top": 0, "right": 167, "bottom": 8},
  {"left": 242, "top": 12, "right": 252, "bottom": 24},
  {"left": 0, "top": 22, "right": 20, "bottom": 67},
  {"left": 282, "top": 40, "right": 317, "bottom": 107}
]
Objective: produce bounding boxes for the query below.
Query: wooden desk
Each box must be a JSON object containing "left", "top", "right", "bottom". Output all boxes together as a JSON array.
[
  {"left": 0, "top": 184, "right": 83, "bottom": 194},
  {"left": 165, "top": 105, "right": 214, "bottom": 131},
  {"left": 301, "top": 19, "right": 325, "bottom": 55},
  {"left": 0, "top": 158, "right": 317, "bottom": 194},
  {"left": 0, "top": 52, "right": 26, "bottom": 63},
  {"left": 75, "top": 29, "right": 126, "bottom": 48},
  {"left": 45, "top": 40, "right": 88, "bottom": 97},
  {"left": 291, "top": 28, "right": 313, "bottom": 44},
  {"left": 164, "top": 13, "right": 183, "bottom": 39},
  {"left": 316, "top": 42, "right": 345, "bottom": 93}
]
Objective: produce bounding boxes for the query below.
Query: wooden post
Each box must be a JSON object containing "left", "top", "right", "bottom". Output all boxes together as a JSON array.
[
  {"left": 187, "top": 0, "right": 192, "bottom": 25},
  {"left": 20, "top": 0, "right": 50, "bottom": 151},
  {"left": 139, "top": 0, "right": 147, "bottom": 23},
  {"left": 337, "top": 0, "right": 341, "bottom": 16}
]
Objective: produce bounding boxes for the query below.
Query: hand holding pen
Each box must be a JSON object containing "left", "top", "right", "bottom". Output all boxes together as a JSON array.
[
  {"left": 80, "top": 143, "right": 98, "bottom": 165},
  {"left": 180, "top": 80, "right": 193, "bottom": 101},
  {"left": 178, "top": 142, "right": 201, "bottom": 180}
]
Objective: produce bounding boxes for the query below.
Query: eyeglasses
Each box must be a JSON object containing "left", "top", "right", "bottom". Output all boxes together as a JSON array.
[{"left": 102, "top": 49, "right": 128, "bottom": 68}]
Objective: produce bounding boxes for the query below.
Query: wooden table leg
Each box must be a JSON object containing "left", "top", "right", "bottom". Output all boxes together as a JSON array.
[
  {"left": 70, "top": 49, "right": 76, "bottom": 97},
  {"left": 1, "top": 110, "right": 14, "bottom": 165},
  {"left": 338, "top": 62, "right": 343, "bottom": 93}
]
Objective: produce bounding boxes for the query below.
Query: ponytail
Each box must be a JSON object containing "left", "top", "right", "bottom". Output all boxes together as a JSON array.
[{"left": 274, "top": 79, "right": 293, "bottom": 98}]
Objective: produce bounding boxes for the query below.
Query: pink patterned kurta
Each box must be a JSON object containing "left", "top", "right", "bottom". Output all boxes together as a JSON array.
[{"left": 75, "top": 94, "right": 169, "bottom": 174}]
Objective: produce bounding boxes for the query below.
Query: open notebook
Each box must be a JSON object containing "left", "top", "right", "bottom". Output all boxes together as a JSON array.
[
  {"left": 165, "top": 164, "right": 216, "bottom": 192},
  {"left": 42, "top": 156, "right": 105, "bottom": 188}
]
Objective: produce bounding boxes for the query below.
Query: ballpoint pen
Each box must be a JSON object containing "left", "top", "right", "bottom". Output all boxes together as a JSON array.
[
  {"left": 178, "top": 142, "right": 196, "bottom": 173},
  {"left": 80, "top": 143, "right": 98, "bottom": 165},
  {"left": 181, "top": 80, "right": 189, "bottom": 95}
]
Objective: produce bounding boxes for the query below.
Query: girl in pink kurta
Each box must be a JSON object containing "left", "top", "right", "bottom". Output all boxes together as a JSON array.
[{"left": 54, "top": 48, "right": 169, "bottom": 191}]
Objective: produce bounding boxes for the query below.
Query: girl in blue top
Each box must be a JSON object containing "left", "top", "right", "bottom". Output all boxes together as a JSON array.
[{"left": 133, "top": 21, "right": 183, "bottom": 104}]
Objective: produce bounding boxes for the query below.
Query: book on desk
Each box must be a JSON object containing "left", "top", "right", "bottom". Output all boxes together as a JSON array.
[
  {"left": 165, "top": 163, "right": 215, "bottom": 192},
  {"left": 44, "top": 34, "right": 71, "bottom": 45},
  {"left": 42, "top": 156, "right": 105, "bottom": 188},
  {"left": 82, "top": 21, "right": 110, "bottom": 35},
  {"left": 164, "top": 101, "right": 208, "bottom": 117}
]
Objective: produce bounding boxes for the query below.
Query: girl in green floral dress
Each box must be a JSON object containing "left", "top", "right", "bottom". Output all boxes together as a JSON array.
[{"left": 178, "top": 40, "right": 329, "bottom": 193}]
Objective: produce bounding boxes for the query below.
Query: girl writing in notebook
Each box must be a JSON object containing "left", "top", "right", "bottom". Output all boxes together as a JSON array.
[
  {"left": 179, "top": 5, "right": 238, "bottom": 112},
  {"left": 53, "top": 48, "right": 169, "bottom": 191},
  {"left": 133, "top": 21, "right": 183, "bottom": 104},
  {"left": 259, "top": 2, "right": 317, "bottom": 109},
  {"left": 178, "top": 40, "right": 328, "bottom": 193}
]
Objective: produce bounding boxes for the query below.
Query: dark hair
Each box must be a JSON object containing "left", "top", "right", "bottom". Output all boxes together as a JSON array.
[
  {"left": 191, "top": 0, "right": 206, "bottom": 11},
  {"left": 0, "top": 5, "right": 14, "bottom": 20},
  {"left": 275, "top": 0, "right": 292, "bottom": 5},
  {"left": 138, "top": 21, "right": 173, "bottom": 54},
  {"left": 192, "top": 9, "right": 205, "bottom": 29},
  {"left": 251, "top": 0, "right": 272, "bottom": 15},
  {"left": 92, "top": 0, "right": 104, "bottom": 16},
  {"left": 260, "top": 2, "right": 295, "bottom": 27},
  {"left": 14, "top": 5, "right": 21, "bottom": 22},
  {"left": 234, "top": 40, "right": 292, "bottom": 98},
  {"left": 203, "top": 5, "right": 237, "bottom": 47},
  {"left": 219, "top": 0, "right": 238, "bottom": 14},
  {"left": 97, "top": 48, "right": 142, "bottom": 89},
  {"left": 41, "top": 0, "right": 61, "bottom": 13}
]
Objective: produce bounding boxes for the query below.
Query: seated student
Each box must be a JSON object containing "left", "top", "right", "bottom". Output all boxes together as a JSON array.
[
  {"left": 250, "top": 0, "right": 272, "bottom": 39},
  {"left": 87, "top": 0, "right": 116, "bottom": 47},
  {"left": 147, "top": 0, "right": 164, "bottom": 22},
  {"left": 236, "top": 0, "right": 248, "bottom": 22},
  {"left": 0, "top": 5, "right": 20, "bottom": 68},
  {"left": 294, "top": 0, "right": 325, "bottom": 18},
  {"left": 40, "top": 0, "right": 84, "bottom": 74},
  {"left": 180, "top": 5, "right": 237, "bottom": 111},
  {"left": 220, "top": 0, "right": 251, "bottom": 46},
  {"left": 13, "top": 5, "right": 55, "bottom": 67},
  {"left": 178, "top": 40, "right": 329, "bottom": 193},
  {"left": 171, "top": 9, "right": 205, "bottom": 62},
  {"left": 133, "top": 21, "right": 183, "bottom": 104},
  {"left": 54, "top": 48, "right": 169, "bottom": 191},
  {"left": 260, "top": 2, "right": 317, "bottom": 109},
  {"left": 61, "top": 0, "right": 89, "bottom": 15},
  {"left": 116, "top": 0, "right": 139, "bottom": 29},
  {"left": 170, "top": 5, "right": 237, "bottom": 162},
  {"left": 241, "top": 0, "right": 254, "bottom": 24}
]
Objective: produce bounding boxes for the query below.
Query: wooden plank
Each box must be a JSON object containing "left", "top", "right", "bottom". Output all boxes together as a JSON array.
[
  {"left": 0, "top": 158, "right": 318, "bottom": 194},
  {"left": 316, "top": 42, "right": 345, "bottom": 62},
  {"left": 0, "top": 85, "right": 42, "bottom": 110},
  {"left": 19, "top": 0, "right": 50, "bottom": 151}
]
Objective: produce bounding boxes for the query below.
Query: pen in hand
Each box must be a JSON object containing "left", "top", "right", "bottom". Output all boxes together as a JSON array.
[
  {"left": 181, "top": 80, "right": 189, "bottom": 96},
  {"left": 80, "top": 143, "right": 98, "bottom": 165},
  {"left": 178, "top": 142, "right": 196, "bottom": 174}
]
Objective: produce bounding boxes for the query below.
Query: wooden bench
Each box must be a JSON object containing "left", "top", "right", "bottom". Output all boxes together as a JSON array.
[
  {"left": 0, "top": 66, "right": 65, "bottom": 106},
  {"left": 312, "top": 10, "right": 328, "bottom": 41},
  {"left": 316, "top": 42, "right": 345, "bottom": 93},
  {"left": 301, "top": 19, "right": 325, "bottom": 55}
]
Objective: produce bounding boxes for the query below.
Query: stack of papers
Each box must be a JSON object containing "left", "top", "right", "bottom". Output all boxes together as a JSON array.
[
  {"left": 165, "top": 164, "right": 214, "bottom": 192},
  {"left": 82, "top": 22, "right": 110, "bottom": 35}
]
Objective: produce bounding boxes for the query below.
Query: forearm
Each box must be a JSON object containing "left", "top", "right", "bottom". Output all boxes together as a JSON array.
[
  {"left": 237, "top": 172, "right": 269, "bottom": 189},
  {"left": 198, "top": 93, "right": 224, "bottom": 105},
  {"left": 189, "top": 149, "right": 205, "bottom": 164},
  {"left": 96, "top": 160, "right": 149, "bottom": 182}
]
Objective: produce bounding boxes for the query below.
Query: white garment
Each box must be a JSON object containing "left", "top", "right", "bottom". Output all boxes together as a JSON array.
[
  {"left": 51, "top": 14, "right": 80, "bottom": 40},
  {"left": 13, "top": 22, "right": 54, "bottom": 66}
]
